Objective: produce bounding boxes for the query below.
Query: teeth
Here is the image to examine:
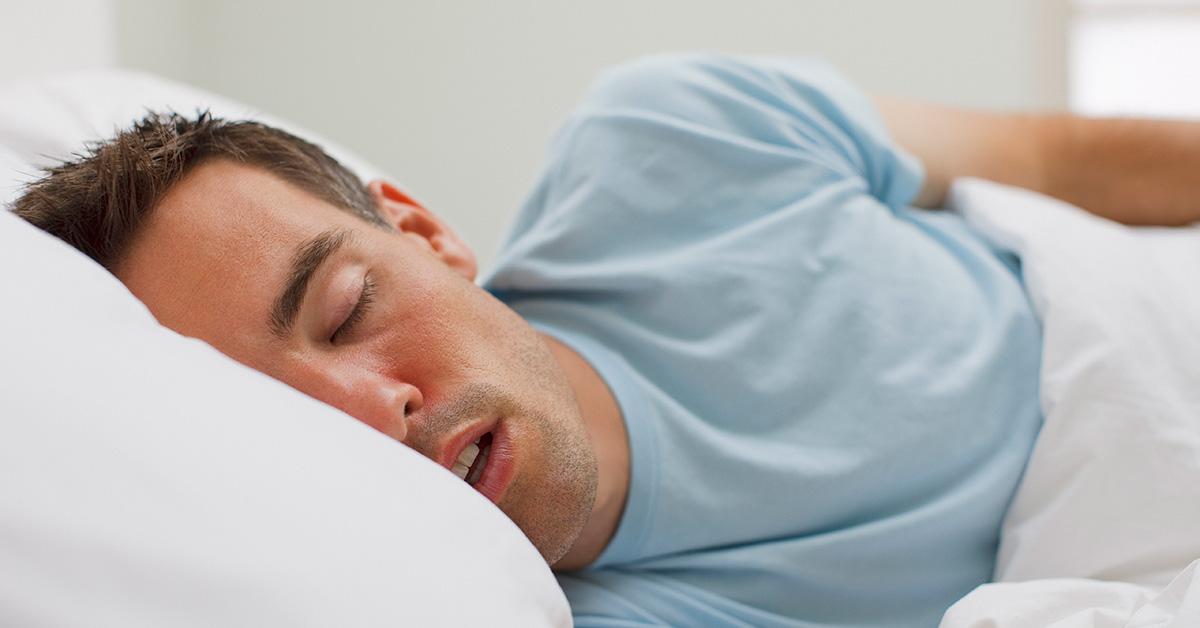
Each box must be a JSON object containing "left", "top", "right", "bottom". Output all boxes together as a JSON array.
[
  {"left": 465, "top": 442, "right": 491, "bottom": 486},
  {"left": 451, "top": 462, "right": 470, "bottom": 480},
  {"left": 457, "top": 443, "right": 480, "bottom": 468},
  {"left": 450, "top": 442, "right": 481, "bottom": 483}
]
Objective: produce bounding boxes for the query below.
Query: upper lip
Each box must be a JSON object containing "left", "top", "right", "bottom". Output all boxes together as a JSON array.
[{"left": 438, "top": 418, "right": 496, "bottom": 471}]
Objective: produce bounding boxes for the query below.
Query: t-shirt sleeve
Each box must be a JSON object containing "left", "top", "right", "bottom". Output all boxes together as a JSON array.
[
  {"left": 485, "top": 53, "right": 927, "bottom": 296},
  {"left": 544, "top": 53, "right": 924, "bottom": 215}
]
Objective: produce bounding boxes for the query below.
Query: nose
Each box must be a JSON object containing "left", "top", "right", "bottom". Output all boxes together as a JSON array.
[{"left": 341, "top": 378, "right": 423, "bottom": 443}]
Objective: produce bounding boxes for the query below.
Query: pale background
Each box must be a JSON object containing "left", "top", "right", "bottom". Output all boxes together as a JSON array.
[{"left": 3, "top": 0, "right": 1198, "bottom": 267}]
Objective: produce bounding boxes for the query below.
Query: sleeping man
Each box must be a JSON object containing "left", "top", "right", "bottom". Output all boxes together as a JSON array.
[{"left": 11, "top": 55, "right": 1200, "bottom": 627}]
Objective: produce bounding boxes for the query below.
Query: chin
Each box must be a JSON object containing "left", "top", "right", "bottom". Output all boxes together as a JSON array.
[
  {"left": 508, "top": 432, "right": 599, "bottom": 566},
  {"left": 522, "top": 483, "right": 597, "bottom": 566}
]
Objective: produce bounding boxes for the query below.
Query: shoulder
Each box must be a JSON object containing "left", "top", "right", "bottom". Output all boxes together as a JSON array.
[
  {"left": 545, "top": 53, "right": 870, "bottom": 175},
  {"left": 551, "top": 53, "right": 891, "bottom": 180},
  {"left": 520, "top": 55, "right": 887, "bottom": 224},
  {"left": 576, "top": 53, "right": 854, "bottom": 123}
]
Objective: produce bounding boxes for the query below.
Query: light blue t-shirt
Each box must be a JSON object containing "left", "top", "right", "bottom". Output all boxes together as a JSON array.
[{"left": 482, "top": 54, "right": 1042, "bottom": 628}]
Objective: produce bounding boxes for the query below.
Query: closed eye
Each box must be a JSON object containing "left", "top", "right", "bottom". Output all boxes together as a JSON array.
[{"left": 331, "top": 274, "right": 376, "bottom": 344}]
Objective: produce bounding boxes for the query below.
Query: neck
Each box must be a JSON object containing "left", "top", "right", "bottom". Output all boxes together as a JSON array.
[{"left": 540, "top": 333, "right": 630, "bottom": 571}]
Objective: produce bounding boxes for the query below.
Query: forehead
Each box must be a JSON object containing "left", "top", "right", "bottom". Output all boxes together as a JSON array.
[{"left": 116, "top": 160, "right": 368, "bottom": 354}]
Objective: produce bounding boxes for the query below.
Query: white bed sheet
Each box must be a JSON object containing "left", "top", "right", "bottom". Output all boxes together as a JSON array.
[{"left": 940, "top": 178, "right": 1200, "bottom": 627}]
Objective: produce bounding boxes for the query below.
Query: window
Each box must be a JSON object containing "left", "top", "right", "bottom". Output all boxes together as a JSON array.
[{"left": 1070, "top": 0, "right": 1200, "bottom": 117}]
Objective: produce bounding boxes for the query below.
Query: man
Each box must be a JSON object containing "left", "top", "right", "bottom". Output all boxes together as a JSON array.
[{"left": 10, "top": 54, "right": 1200, "bottom": 626}]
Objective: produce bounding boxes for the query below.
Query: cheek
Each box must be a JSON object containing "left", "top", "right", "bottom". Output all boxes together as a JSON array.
[{"left": 365, "top": 271, "right": 485, "bottom": 390}]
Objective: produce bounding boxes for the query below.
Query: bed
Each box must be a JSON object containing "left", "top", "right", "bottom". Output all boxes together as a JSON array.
[{"left": 3, "top": 68, "right": 1200, "bottom": 627}]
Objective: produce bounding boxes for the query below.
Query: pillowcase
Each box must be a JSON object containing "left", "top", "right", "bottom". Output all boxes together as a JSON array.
[
  {"left": 0, "top": 71, "right": 569, "bottom": 627},
  {"left": 949, "top": 178, "right": 1200, "bottom": 587}
]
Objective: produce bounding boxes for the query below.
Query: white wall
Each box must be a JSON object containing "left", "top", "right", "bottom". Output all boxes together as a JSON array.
[
  {"left": 115, "top": 0, "right": 1068, "bottom": 268},
  {"left": 0, "top": 1, "right": 116, "bottom": 83}
]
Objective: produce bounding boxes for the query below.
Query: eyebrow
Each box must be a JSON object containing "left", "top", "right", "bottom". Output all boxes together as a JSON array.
[{"left": 269, "top": 229, "right": 349, "bottom": 339}]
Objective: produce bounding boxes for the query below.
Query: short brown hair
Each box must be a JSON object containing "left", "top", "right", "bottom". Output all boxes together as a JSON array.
[{"left": 8, "top": 111, "right": 386, "bottom": 269}]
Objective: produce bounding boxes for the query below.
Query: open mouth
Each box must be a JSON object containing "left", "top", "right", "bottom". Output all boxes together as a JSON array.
[{"left": 451, "top": 431, "right": 493, "bottom": 486}]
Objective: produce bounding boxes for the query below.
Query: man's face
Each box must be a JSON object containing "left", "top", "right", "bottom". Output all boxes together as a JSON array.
[{"left": 116, "top": 159, "right": 597, "bottom": 564}]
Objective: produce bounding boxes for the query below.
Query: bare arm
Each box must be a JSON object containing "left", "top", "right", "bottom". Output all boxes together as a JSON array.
[{"left": 877, "top": 97, "right": 1200, "bottom": 226}]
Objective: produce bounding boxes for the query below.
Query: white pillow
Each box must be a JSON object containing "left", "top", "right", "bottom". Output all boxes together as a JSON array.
[
  {"left": 941, "top": 177, "right": 1200, "bottom": 625},
  {"left": 0, "top": 72, "right": 569, "bottom": 627}
]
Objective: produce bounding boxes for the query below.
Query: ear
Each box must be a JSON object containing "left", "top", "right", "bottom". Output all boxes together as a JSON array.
[{"left": 368, "top": 180, "right": 477, "bottom": 281}]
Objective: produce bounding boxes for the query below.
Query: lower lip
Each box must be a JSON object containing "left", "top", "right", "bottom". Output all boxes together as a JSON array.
[{"left": 472, "top": 420, "right": 515, "bottom": 505}]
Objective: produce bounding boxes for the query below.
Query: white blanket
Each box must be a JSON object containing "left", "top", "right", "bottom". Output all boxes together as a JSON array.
[{"left": 940, "top": 179, "right": 1200, "bottom": 627}]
